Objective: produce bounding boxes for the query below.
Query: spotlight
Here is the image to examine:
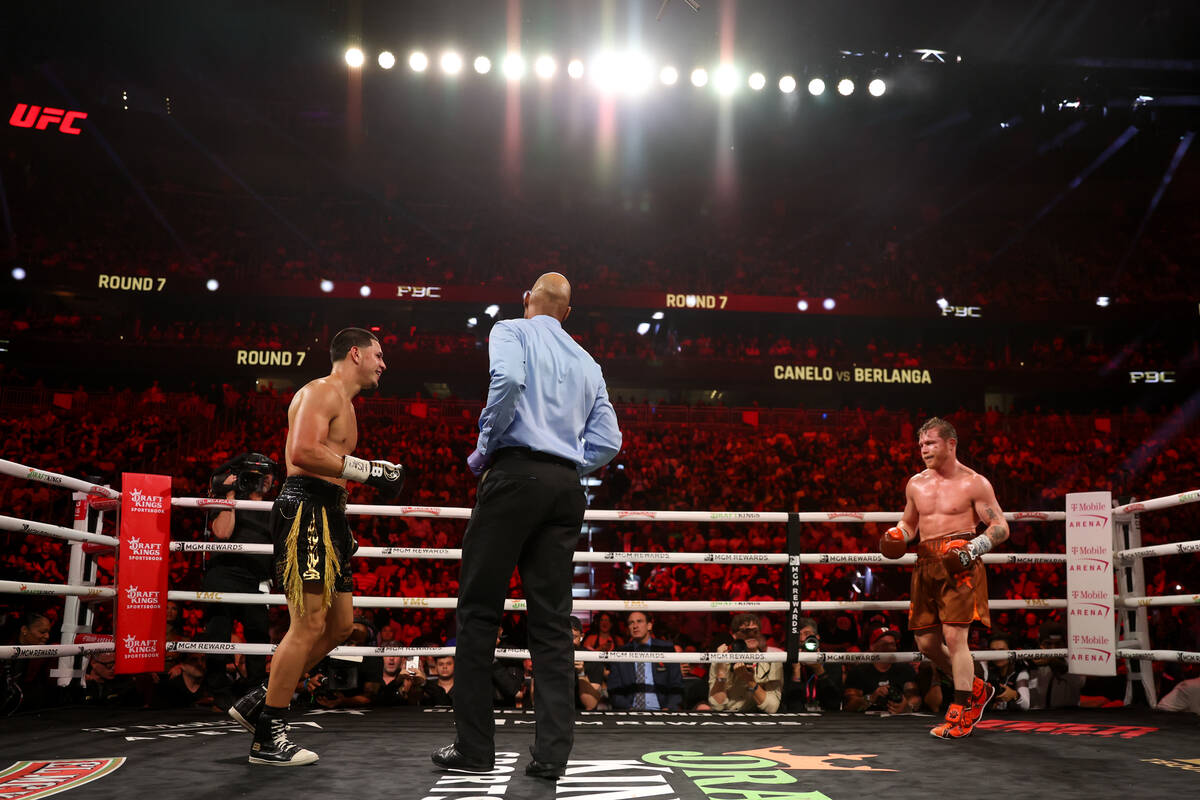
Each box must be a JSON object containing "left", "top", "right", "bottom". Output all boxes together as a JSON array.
[
  {"left": 345, "top": 48, "right": 364, "bottom": 68},
  {"left": 796, "top": 299, "right": 808, "bottom": 311},
  {"left": 206, "top": 279, "right": 219, "bottom": 292},
  {"left": 779, "top": 75, "right": 796, "bottom": 94},
  {"left": 534, "top": 55, "right": 556, "bottom": 79},
  {"left": 808, "top": 78, "right": 825, "bottom": 96},
  {"left": 660, "top": 65, "right": 679, "bottom": 85},
  {"left": 474, "top": 55, "right": 492, "bottom": 74},
  {"left": 12, "top": 267, "right": 27, "bottom": 280},
  {"left": 567, "top": 59, "right": 584, "bottom": 79},
  {"left": 360, "top": 285, "right": 372, "bottom": 297},
  {"left": 378, "top": 51, "right": 395, "bottom": 70},
  {"left": 651, "top": 311, "right": 664, "bottom": 320},
  {"left": 484, "top": 304, "right": 500, "bottom": 318},
  {"left": 409, "top": 51, "right": 429, "bottom": 72},
  {"left": 636, "top": 322, "right": 651, "bottom": 335},
  {"left": 823, "top": 297, "right": 836, "bottom": 310},
  {"left": 467, "top": 317, "right": 478, "bottom": 328},
  {"left": 936, "top": 298, "right": 949, "bottom": 309},
  {"left": 714, "top": 64, "right": 738, "bottom": 95},
  {"left": 690, "top": 68, "right": 708, "bottom": 88},
  {"left": 502, "top": 53, "right": 525, "bottom": 80},
  {"left": 441, "top": 51, "right": 463, "bottom": 75},
  {"left": 837, "top": 78, "right": 855, "bottom": 96},
  {"left": 1096, "top": 296, "right": 1111, "bottom": 307},
  {"left": 320, "top": 279, "right": 334, "bottom": 293},
  {"left": 868, "top": 78, "right": 886, "bottom": 97},
  {"left": 748, "top": 72, "right": 766, "bottom": 91}
]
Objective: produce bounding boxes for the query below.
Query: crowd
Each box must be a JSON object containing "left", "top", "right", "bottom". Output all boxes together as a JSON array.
[
  {"left": 2, "top": 386, "right": 1198, "bottom": 716},
  {"left": 4, "top": 303, "right": 1194, "bottom": 376}
]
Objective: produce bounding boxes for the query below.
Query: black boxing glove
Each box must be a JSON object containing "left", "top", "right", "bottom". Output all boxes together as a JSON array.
[{"left": 340, "top": 455, "right": 405, "bottom": 495}]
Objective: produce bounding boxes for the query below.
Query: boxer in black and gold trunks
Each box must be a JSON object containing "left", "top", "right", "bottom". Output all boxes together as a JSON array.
[
  {"left": 227, "top": 328, "right": 405, "bottom": 766},
  {"left": 878, "top": 417, "right": 1009, "bottom": 740}
]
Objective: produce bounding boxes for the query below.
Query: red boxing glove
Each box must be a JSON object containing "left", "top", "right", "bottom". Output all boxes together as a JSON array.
[
  {"left": 880, "top": 527, "right": 908, "bottom": 560},
  {"left": 940, "top": 538, "right": 973, "bottom": 576}
]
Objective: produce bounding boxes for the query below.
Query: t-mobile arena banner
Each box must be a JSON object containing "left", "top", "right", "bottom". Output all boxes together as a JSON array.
[
  {"left": 1065, "top": 491, "right": 1116, "bottom": 676},
  {"left": 115, "top": 473, "right": 171, "bottom": 674}
]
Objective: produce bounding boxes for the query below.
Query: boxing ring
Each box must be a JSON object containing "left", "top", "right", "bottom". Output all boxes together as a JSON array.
[{"left": 3, "top": 457, "right": 1200, "bottom": 799}]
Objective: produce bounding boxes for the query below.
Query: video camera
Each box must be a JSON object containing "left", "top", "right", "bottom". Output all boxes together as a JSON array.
[{"left": 209, "top": 452, "right": 277, "bottom": 499}]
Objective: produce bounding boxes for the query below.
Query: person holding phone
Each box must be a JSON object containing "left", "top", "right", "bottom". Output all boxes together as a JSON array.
[{"left": 373, "top": 655, "right": 425, "bottom": 706}]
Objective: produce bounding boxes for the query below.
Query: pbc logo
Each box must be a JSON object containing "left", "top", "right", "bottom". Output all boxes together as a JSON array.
[{"left": 10, "top": 103, "right": 88, "bottom": 135}]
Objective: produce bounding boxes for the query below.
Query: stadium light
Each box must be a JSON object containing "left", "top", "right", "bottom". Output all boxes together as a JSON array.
[
  {"left": 11, "top": 267, "right": 26, "bottom": 281},
  {"left": 690, "top": 68, "right": 708, "bottom": 88},
  {"left": 345, "top": 48, "right": 365, "bottom": 68},
  {"left": 535, "top": 55, "right": 556, "bottom": 79},
  {"left": 360, "top": 285, "right": 372, "bottom": 297},
  {"left": 796, "top": 299, "right": 808, "bottom": 311},
  {"left": 660, "top": 65, "right": 679, "bottom": 86},
  {"left": 484, "top": 304, "right": 500, "bottom": 318},
  {"left": 320, "top": 279, "right": 334, "bottom": 293},
  {"left": 808, "top": 78, "right": 825, "bottom": 96},
  {"left": 748, "top": 72, "right": 766, "bottom": 91},
  {"left": 636, "top": 322, "right": 651, "bottom": 335},
  {"left": 714, "top": 65, "right": 739, "bottom": 95},
  {"left": 441, "top": 51, "right": 463, "bottom": 75},
  {"left": 936, "top": 297, "right": 949, "bottom": 309},
  {"left": 779, "top": 75, "right": 796, "bottom": 94},
  {"left": 1096, "top": 296, "right": 1111, "bottom": 307},
  {"left": 823, "top": 298, "right": 836, "bottom": 310},
  {"left": 868, "top": 78, "right": 886, "bottom": 97},
  {"left": 467, "top": 317, "right": 478, "bottom": 328},
  {"left": 206, "top": 279, "right": 219, "bottom": 292},
  {"left": 837, "top": 78, "right": 855, "bottom": 96},
  {"left": 378, "top": 51, "right": 395, "bottom": 70},
  {"left": 652, "top": 311, "right": 664, "bottom": 320},
  {"left": 409, "top": 51, "right": 429, "bottom": 72},
  {"left": 567, "top": 59, "right": 584, "bottom": 79},
  {"left": 473, "top": 55, "right": 491, "bottom": 74},
  {"left": 502, "top": 53, "right": 525, "bottom": 80}
]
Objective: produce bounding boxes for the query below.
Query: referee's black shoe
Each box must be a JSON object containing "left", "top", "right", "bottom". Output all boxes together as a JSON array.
[{"left": 431, "top": 744, "right": 494, "bottom": 772}]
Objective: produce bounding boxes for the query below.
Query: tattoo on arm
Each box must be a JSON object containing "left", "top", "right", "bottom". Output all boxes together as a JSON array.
[{"left": 983, "top": 507, "right": 1009, "bottom": 544}]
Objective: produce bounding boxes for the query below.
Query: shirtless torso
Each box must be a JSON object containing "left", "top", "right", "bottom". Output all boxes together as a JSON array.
[
  {"left": 905, "top": 464, "right": 1000, "bottom": 541},
  {"left": 284, "top": 377, "right": 359, "bottom": 487}
]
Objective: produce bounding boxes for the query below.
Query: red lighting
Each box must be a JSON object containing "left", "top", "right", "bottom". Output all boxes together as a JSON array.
[{"left": 9, "top": 103, "right": 88, "bottom": 135}]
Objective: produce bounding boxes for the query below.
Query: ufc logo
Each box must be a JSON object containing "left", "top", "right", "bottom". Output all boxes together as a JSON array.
[{"left": 9, "top": 103, "right": 88, "bottom": 135}]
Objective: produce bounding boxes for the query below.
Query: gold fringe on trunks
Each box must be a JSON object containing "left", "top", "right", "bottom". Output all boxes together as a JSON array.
[{"left": 283, "top": 502, "right": 338, "bottom": 614}]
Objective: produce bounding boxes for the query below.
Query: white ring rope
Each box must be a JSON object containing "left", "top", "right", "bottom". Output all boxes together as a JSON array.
[
  {"left": 1114, "top": 489, "right": 1200, "bottom": 517},
  {"left": 172, "top": 496, "right": 1068, "bottom": 523},
  {"left": 0, "top": 580, "right": 115, "bottom": 599},
  {"left": 166, "top": 542, "right": 1067, "bottom": 566},
  {"left": 1118, "top": 593, "right": 1200, "bottom": 609},
  {"left": 0, "top": 515, "right": 119, "bottom": 547},
  {"left": 1115, "top": 539, "right": 1200, "bottom": 562},
  {"left": 0, "top": 458, "right": 119, "bottom": 499}
]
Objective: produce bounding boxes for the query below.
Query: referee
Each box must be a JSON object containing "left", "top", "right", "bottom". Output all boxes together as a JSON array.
[{"left": 432, "top": 272, "right": 622, "bottom": 780}]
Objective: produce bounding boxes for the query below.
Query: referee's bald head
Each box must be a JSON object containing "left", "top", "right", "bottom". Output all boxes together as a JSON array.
[{"left": 525, "top": 272, "right": 572, "bottom": 321}]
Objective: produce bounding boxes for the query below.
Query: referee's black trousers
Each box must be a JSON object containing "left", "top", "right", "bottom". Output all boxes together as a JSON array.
[{"left": 452, "top": 450, "right": 585, "bottom": 765}]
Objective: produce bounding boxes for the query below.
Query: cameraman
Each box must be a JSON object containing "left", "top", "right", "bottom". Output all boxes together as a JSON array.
[
  {"left": 784, "top": 617, "right": 844, "bottom": 712},
  {"left": 201, "top": 452, "right": 276, "bottom": 701},
  {"left": 843, "top": 628, "right": 920, "bottom": 713},
  {"left": 708, "top": 613, "right": 783, "bottom": 713}
]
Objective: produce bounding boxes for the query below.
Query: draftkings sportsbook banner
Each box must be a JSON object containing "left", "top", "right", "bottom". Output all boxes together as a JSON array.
[{"left": 115, "top": 473, "right": 171, "bottom": 674}]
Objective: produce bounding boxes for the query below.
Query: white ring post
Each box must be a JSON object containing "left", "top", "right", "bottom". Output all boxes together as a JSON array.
[
  {"left": 53, "top": 492, "right": 89, "bottom": 686},
  {"left": 1115, "top": 499, "right": 1156, "bottom": 706}
]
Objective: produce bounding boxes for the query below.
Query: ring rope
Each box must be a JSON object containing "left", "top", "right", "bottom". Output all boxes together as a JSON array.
[
  {"left": 1115, "top": 539, "right": 1200, "bottom": 562},
  {"left": 0, "top": 515, "right": 119, "bottom": 547},
  {"left": 0, "top": 458, "right": 119, "bottom": 499},
  {"left": 0, "top": 579, "right": 115, "bottom": 599}
]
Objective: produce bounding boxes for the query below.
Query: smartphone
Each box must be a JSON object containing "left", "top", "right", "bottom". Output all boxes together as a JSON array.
[{"left": 405, "top": 656, "right": 421, "bottom": 673}]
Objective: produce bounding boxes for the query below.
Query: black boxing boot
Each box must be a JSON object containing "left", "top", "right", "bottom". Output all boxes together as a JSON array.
[
  {"left": 248, "top": 706, "right": 318, "bottom": 766},
  {"left": 229, "top": 680, "right": 267, "bottom": 732}
]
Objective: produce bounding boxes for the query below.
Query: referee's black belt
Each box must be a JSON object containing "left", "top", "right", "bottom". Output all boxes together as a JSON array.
[{"left": 494, "top": 446, "right": 577, "bottom": 470}]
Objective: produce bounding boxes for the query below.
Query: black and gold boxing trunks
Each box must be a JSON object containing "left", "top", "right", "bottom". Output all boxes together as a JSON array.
[{"left": 270, "top": 476, "right": 356, "bottom": 612}]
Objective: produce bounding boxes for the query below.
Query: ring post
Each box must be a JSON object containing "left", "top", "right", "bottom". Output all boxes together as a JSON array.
[{"left": 1115, "top": 498, "right": 1155, "bottom": 706}]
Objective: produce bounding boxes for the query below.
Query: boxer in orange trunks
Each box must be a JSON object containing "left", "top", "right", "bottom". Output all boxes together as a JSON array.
[{"left": 878, "top": 417, "right": 1010, "bottom": 739}]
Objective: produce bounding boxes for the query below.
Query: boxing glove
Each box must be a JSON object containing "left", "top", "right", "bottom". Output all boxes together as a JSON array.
[
  {"left": 879, "top": 527, "right": 909, "bottom": 560},
  {"left": 341, "top": 455, "right": 405, "bottom": 495},
  {"left": 941, "top": 533, "right": 994, "bottom": 576}
]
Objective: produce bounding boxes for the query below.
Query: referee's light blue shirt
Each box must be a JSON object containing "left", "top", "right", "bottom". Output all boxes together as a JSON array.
[{"left": 476, "top": 314, "right": 622, "bottom": 476}]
